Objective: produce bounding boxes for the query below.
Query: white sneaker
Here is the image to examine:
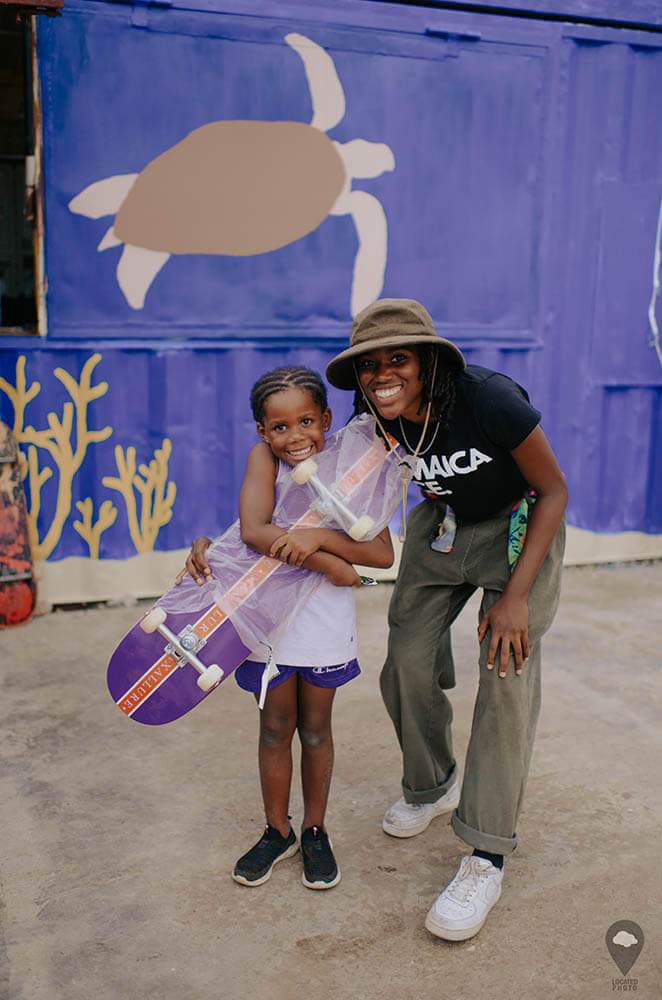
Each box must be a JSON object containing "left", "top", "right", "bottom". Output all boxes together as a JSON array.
[
  {"left": 424, "top": 855, "right": 504, "bottom": 941},
  {"left": 382, "top": 775, "right": 461, "bottom": 838}
]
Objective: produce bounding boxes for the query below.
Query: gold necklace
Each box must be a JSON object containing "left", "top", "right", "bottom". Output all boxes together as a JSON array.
[{"left": 397, "top": 416, "right": 440, "bottom": 456}]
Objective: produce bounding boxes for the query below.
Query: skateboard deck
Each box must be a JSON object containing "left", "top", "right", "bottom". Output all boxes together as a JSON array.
[
  {"left": 107, "top": 416, "right": 406, "bottom": 725},
  {"left": 0, "top": 422, "right": 36, "bottom": 628}
]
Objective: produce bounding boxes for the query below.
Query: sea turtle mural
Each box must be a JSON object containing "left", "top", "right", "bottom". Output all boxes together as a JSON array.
[{"left": 68, "top": 33, "right": 395, "bottom": 317}]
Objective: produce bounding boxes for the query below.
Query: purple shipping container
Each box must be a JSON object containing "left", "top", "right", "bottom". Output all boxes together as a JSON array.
[{"left": 1, "top": 0, "right": 661, "bottom": 601}]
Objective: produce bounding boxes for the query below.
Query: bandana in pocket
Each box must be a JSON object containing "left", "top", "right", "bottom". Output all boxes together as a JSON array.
[
  {"left": 507, "top": 491, "right": 537, "bottom": 570},
  {"left": 430, "top": 505, "right": 457, "bottom": 553}
]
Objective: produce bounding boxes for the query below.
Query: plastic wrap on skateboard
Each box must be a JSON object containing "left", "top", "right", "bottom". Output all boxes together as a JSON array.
[{"left": 107, "top": 415, "right": 407, "bottom": 725}]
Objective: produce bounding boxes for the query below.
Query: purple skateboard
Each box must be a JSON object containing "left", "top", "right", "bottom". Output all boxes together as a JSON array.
[
  {"left": 106, "top": 481, "right": 336, "bottom": 725},
  {"left": 107, "top": 605, "right": 251, "bottom": 725},
  {"left": 107, "top": 415, "right": 406, "bottom": 726}
]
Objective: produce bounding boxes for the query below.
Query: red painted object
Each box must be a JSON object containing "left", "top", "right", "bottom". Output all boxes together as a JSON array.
[{"left": 0, "top": 422, "right": 36, "bottom": 627}]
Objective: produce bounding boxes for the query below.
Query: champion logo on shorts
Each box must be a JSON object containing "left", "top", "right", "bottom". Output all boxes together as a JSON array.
[{"left": 311, "top": 664, "right": 347, "bottom": 675}]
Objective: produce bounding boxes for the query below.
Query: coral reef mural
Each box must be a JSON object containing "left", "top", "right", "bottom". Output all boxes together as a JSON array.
[
  {"left": 0, "top": 354, "right": 176, "bottom": 561},
  {"left": 103, "top": 440, "right": 176, "bottom": 554},
  {"left": 73, "top": 497, "right": 118, "bottom": 559}
]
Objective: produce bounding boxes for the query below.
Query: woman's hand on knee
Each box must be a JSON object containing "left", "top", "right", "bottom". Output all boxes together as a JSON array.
[{"left": 478, "top": 593, "right": 529, "bottom": 678}]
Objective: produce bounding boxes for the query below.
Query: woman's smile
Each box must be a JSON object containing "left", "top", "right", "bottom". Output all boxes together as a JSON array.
[{"left": 373, "top": 384, "right": 403, "bottom": 402}]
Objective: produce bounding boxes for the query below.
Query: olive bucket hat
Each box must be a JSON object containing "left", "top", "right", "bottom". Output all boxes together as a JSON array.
[{"left": 325, "top": 298, "right": 466, "bottom": 390}]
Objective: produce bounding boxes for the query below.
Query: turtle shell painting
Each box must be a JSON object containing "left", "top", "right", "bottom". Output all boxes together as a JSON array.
[{"left": 68, "top": 33, "right": 396, "bottom": 316}]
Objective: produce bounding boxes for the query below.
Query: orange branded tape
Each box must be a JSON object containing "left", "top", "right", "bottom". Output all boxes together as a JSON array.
[
  {"left": 117, "top": 440, "right": 388, "bottom": 715},
  {"left": 118, "top": 653, "right": 179, "bottom": 715}
]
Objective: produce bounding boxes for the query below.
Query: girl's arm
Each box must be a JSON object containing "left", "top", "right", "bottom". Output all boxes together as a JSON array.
[
  {"left": 269, "top": 525, "right": 394, "bottom": 570},
  {"left": 240, "top": 443, "right": 364, "bottom": 586},
  {"left": 178, "top": 533, "right": 362, "bottom": 588},
  {"left": 238, "top": 441, "right": 281, "bottom": 553},
  {"left": 477, "top": 425, "right": 567, "bottom": 677},
  {"left": 177, "top": 442, "right": 387, "bottom": 588}
]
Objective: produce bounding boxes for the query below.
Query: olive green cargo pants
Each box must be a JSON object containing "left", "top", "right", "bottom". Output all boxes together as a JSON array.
[{"left": 380, "top": 499, "right": 565, "bottom": 856}]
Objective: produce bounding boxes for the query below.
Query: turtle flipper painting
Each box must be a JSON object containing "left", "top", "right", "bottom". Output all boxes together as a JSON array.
[{"left": 68, "top": 33, "right": 395, "bottom": 317}]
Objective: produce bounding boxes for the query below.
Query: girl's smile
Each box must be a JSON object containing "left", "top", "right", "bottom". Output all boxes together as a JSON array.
[
  {"left": 356, "top": 346, "right": 426, "bottom": 423},
  {"left": 257, "top": 388, "right": 331, "bottom": 466}
]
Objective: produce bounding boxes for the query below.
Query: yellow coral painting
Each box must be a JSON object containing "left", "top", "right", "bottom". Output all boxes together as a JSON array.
[
  {"left": 103, "top": 440, "right": 177, "bottom": 554},
  {"left": 0, "top": 353, "right": 177, "bottom": 560}
]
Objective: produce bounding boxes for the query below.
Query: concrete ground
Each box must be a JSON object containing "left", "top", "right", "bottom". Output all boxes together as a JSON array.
[{"left": 1, "top": 562, "right": 661, "bottom": 1000}]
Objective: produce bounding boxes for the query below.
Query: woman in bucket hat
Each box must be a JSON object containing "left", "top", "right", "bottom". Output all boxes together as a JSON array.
[{"left": 327, "top": 298, "right": 567, "bottom": 941}]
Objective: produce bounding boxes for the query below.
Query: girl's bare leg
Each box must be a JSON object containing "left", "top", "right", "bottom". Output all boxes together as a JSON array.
[
  {"left": 256, "top": 675, "right": 298, "bottom": 837},
  {"left": 297, "top": 677, "right": 336, "bottom": 830}
]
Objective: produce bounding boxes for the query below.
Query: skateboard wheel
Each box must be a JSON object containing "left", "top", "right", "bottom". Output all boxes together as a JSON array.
[
  {"left": 348, "top": 515, "right": 374, "bottom": 541},
  {"left": 291, "top": 458, "right": 317, "bottom": 485},
  {"left": 197, "top": 663, "right": 223, "bottom": 692},
  {"left": 140, "top": 606, "right": 167, "bottom": 633}
]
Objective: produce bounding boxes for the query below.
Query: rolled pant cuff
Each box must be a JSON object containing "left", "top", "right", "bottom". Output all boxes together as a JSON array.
[
  {"left": 451, "top": 811, "right": 518, "bottom": 856},
  {"left": 402, "top": 764, "right": 457, "bottom": 805}
]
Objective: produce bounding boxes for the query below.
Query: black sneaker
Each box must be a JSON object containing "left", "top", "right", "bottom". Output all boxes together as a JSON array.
[
  {"left": 301, "top": 826, "right": 341, "bottom": 889},
  {"left": 232, "top": 825, "right": 298, "bottom": 886}
]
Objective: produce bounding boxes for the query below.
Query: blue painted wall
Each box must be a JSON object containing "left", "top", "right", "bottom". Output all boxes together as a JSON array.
[{"left": 1, "top": 0, "right": 661, "bottom": 570}]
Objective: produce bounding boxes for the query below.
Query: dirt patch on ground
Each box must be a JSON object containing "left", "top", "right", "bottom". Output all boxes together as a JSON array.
[{"left": 1, "top": 562, "right": 660, "bottom": 999}]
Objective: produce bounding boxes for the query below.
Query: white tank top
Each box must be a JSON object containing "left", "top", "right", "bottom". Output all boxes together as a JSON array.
[{"left": 249, "top": 462, "right": 358, "bottom": 666}]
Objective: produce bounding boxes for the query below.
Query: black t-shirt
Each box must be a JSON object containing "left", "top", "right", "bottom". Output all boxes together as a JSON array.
[{"left": 382, "top": 365, "right": 541, "bottom": 523}]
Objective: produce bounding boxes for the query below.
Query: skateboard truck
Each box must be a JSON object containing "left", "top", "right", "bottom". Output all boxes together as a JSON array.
[
  {"left": 140, "top": 607, "right": 224, "bottom": 691},
  {"left": 291, "top": 458, "right": 375, "bottom": 540}
]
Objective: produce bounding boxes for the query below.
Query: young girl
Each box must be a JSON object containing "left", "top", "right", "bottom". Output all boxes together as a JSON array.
[
  {"left": 182, "top": 366, "right": 393, "bottom": 890},
  {"left": 325, "top": 298, "right": 567, "bottom": 939}
]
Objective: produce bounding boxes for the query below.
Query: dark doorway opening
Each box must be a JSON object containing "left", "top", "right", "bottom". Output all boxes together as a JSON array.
[{"left": 0, "top": 8, "right": 37, "bottom": 333}]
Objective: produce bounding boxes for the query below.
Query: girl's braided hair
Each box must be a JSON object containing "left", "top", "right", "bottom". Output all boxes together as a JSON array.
[
  {"left": 350, "top": 345, "right": 458, "bottom": 428},
  {"left": 250, "top": 366, "right": 328, "bottom": 423}
]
